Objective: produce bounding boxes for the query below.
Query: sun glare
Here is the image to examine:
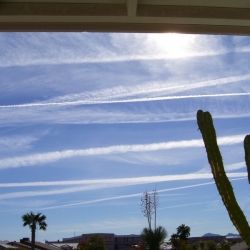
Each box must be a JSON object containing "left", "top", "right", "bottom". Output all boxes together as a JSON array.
[{"left": 148, "top": 33, "right": 196, "bottom": 58}]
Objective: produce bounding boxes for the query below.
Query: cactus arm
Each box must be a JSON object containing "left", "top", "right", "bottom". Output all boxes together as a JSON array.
[
  {"left": 244, "top": 135, "right": 250, "bottom": 184},
  {"left": 197, "top": 110, "right": 250, "bottom": 247}
]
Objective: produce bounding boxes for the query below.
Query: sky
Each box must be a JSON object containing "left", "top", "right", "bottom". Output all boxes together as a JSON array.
[{"left": 0, "top": 32, "right": 250, "bottom": 242}]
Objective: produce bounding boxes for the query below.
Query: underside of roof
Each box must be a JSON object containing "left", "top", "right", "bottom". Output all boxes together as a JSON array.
[{"left": 1, "top": 0, "right": 250, "bottom": 35}]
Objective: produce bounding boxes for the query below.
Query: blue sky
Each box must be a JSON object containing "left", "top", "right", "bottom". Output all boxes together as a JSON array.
[{"left": 0, "top": 32, "right": 250, "bottom": 242}]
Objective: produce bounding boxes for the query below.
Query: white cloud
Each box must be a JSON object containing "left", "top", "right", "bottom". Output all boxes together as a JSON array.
[
  {"left": 225, "top": 162, "right": 246, "bottom": 171},
  {"left": 1, "top": 74, "right": 250, "bottom": 109},
  {"left": 1, "top": 93, "right": 249, "bottom": 109},
  {"left": 1, "top": 173, "right": 246, "bottom": 188},
  {"left": 0, "top": 71, "right": 249, "bottom": 127},
  {"left": 159, "top": 200, "right": 219, "bottom": 210},
  {"left": 0, "top": 173, "right": 246, "bottom": 201},
  {"left": 0, "top": 173, "right": 214, "bottom": 188},
  {"left": 41, "top": 177, "right": 246, "bottom": 210},
  {"left": 0, "top": 135, "right": 244, "bottom": 170},
  {"left": 0, "top": 135, "right": 38, "bottom": 151},
  {"left": 0, "top": 33, "right": 230, "bottom": 68},
  {"left": 0, "top": 99, "right": 249, "bottom": 126}
]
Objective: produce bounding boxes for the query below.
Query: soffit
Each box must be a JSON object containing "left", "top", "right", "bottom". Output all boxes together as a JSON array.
[{"left": 1, "top": 0, "right": 250, "bottom": 35}]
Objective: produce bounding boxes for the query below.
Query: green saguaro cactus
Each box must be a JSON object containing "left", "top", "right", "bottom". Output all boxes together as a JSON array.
[
  {"left": 196, "top": 110, "right": 250, "bottom": 247},
  {"left": 244, "top": 135, "right": 250, "bottom": 184}
]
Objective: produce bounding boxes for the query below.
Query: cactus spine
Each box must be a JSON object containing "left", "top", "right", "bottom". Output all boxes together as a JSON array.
[{"left": 196, "top": 110, "right": 250, "bottom": 247}]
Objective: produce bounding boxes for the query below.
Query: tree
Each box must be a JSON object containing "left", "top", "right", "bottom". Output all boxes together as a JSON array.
[
  {"left": 88, "top": 235, "right": 106, "bottom": 250},
  {"left": 187, "top": 242, "right": 199, "bottom": 250},
  {"left": 177, "top": 224, "right": 190, "bottom": 241},
  {"left": 77, "top": 242, "right": 89, "bottom": 250},
  {"left": 188, "top": 240, "right": 218, "bottom": 250},
  {"left": 220, "top": 241, "right": 231, "bottom": 250},
  {"left": 141, "top": 226, "right": 168, "bottom": 250},
  {"left": 22, "top": 211, "right": 47, "bottom": 250},
  {"left": 170, "top": 224, "right": 190, "bottom": 250},
  {"left": 205, "top": 240, "right": 217, "bottom": 250},
  {"left": 199, "top": 242, "right": 205, "bottom": 250},
  {"left": 170, "top": 233, "right": 180, "bottom": 250}
]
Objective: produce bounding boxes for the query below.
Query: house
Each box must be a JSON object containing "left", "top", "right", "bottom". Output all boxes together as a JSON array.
[
  {"left": 47, "top": 233, "right": 142, "bottom": 250},
  {"left": 231, "top": 242, "right": 249, "bottom": 250},
  {"left": 0, "top": 244, "right": 19, "bottom": 250},
  {"left": 8, "top": 238, "right": 61, "bottom": 250}
]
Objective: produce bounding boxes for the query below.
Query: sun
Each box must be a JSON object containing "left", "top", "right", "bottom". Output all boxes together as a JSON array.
[{"left": 147, "top": 33, "right": 196, "bottom": 58}]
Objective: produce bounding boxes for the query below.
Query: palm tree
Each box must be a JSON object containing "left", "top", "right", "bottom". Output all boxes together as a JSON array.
[
  {"left": 22, "top": 212, "right": 47, "bottom": 250},
  {"left": 176, "top": 224, "right": 190, "bottom": 241},
  {"left": 175, "top": 224, "right": 190, "bottom": 250},
  {"left": 141, "top": 226, "right": 168, "bottom": 250},
  {"left": 170, "top": 224, "right": 190, "bottom": 250}
]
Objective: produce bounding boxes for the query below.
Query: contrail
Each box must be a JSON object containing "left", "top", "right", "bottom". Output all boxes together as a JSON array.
[
  {"left": 41, "top": 177, "right": 246, "bottom": 210},
  {"left": 0, "top": 174, "right": 246, "bottom": 200},
  {"left": 0, "top": 134, "right": 244, "bottom": 169},
  {"left": 0, "top": 172, "right": 246, "bottom": 188},
  {"left": 0, "top": 93, "right": 249, "bottom": 109},
  {"left": 0, "top": 47, "right": 229, "bottom": 68}
]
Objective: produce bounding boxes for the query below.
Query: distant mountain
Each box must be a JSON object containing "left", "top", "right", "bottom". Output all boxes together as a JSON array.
[
  {"left": 202, "top": 233, "right": 240, "bottom": 237},
  {"left": 226, "top": 233, "right": 240, "bottom": 237},
  {"left": 203, "top": 233, "right": 221, "bottom": 237}
]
